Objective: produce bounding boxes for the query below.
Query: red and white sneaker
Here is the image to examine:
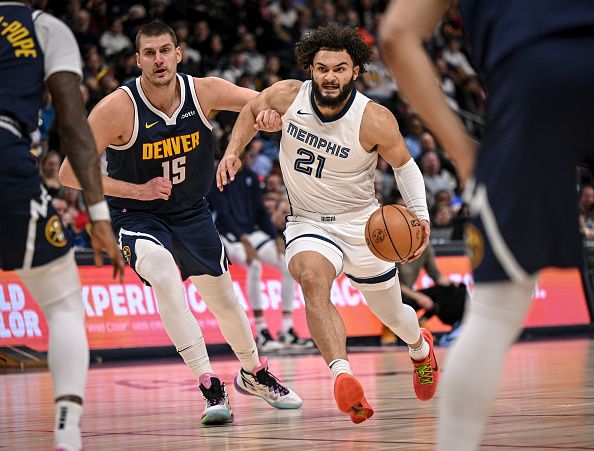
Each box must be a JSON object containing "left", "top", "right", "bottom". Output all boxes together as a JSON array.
[
  {"left": 333, "top": 373, "right": 374, "bottom": 424},
  {"left": 411, "top": 328, "right": 440, "bottom": 401}
]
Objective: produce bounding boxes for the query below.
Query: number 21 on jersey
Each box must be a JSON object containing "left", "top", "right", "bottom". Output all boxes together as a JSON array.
[{"left": 294, "top": 148, "right": 325, "bottom": 178}]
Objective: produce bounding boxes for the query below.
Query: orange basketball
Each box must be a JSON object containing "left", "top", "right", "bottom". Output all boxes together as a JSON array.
[{"left": 365, "top": 205, "right": 424, "bottom": 263}]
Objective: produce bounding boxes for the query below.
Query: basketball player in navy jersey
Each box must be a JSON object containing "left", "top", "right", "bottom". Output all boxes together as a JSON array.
[
  {"left": 380, "top": 1, "right": 594, "bottom": 449},
  {"left": 217, "top": 23, "right": 440, "bottom": 424},
  {"left": 0, "top": 2, "right": 124, "bottom": 450},
  {"left": 60, "top": 22, "right": 302, "bottom": 425}
]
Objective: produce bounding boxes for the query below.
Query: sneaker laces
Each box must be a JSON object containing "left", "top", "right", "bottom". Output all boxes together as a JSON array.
[
  {"left": 255, "top": 368, "right": 290, "bottom": 396},
  {"left": 413, "top": 359, "right": 434, "bottom": 385},
  {"left": 199, "top": 379, "right": 226, "bottom": 407}
]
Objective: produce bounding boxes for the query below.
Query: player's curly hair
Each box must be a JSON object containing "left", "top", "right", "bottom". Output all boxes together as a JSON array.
[{"left": 295, "top": 23, "right": 372, "bottom": 75}]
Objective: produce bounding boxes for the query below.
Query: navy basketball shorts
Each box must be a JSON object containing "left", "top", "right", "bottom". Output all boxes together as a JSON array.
[
  {"left": 0, "top": 129, "right": 70, "bottom": 270},
  {"left": 111, "top": 202, "right": 228, "bottom": 285},
  {"left": 466, "top": 31, "right": 594, "bottom": 282}
]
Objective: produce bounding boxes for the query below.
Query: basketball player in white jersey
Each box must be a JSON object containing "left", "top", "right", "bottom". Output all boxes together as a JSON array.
[{"left": 217, "top": 23, "right": 440, "bottom": 423}]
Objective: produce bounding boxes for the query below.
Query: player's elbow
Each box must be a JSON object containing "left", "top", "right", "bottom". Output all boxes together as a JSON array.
[{"left": 379, "top": 20, "right": 412, "bottom": 56}]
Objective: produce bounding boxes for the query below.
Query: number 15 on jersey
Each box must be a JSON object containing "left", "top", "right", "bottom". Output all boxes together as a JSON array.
[{"left": 162, "top": 156, "right": 186, "bottom": 184}]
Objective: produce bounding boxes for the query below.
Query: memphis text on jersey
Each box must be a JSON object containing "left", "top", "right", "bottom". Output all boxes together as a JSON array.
[
  {"left": 286, "top": 122, "right": 350, "bottom": 158},
  {"left": 0, "top": 17, "right": 37, "bottom": 57},
  {"left": 142, "top": 131, "right": 199, "bottom": 160}
]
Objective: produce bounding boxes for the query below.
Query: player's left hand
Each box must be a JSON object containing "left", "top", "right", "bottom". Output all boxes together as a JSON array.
[
  {"left": 254, "top": 108, "right": 282, "bottom": 132},
  {"left": 90, "top": 220, "right": 125, "bottom": 282},
  {"left": 406, "top": 219, "right": 430, "bottom": 263},
  {"left": 216, "top": 153, "right": 243, "bottom": 191}
]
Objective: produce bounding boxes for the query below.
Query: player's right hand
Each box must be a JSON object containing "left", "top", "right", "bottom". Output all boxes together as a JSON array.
[
  {"left": 216, "top": 153, "right": 242, "bottom": 191},
  {"left": 138, "top": 177, "right": 172, "bottom": 200},
  {"left": 90, "top": 220, "right": 125, "bottom": 282},
  {"left": 415, "top": 292, "right": 434, "bottom": 311},
  {"left": 240, "top": 236, "right": 259, "bottom": 264}
]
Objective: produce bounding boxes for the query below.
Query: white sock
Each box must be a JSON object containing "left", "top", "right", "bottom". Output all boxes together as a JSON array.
[
  {"left": 282, "top": 316, "right": 292, "bottom": 333},
  {"left": 54, "top": 400, "right": 83, "bottom": 451},
  {"left": 177, "top": 337, "right": 213, "bottom": 379},
  {"left": 255, "top": 316, "right": 267, "bottom": 332},
  {"left": 409, "top": 335, "right": 430, "bottom": 361},
  {"left": 329, "top": 359, "right": 353, "bottom": 381}
]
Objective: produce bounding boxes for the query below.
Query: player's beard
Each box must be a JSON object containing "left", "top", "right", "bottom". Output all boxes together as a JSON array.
[
  {"left": 312, "top": 78, "right": 354, "bottom": 108},
  {"left": 147, "top": 68, "right": 175, "bottom": 88}
]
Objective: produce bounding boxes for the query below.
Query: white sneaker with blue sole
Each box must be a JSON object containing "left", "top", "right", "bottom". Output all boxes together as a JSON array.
[{"left": 199, "top": 373, "right": 234, "bottom": 425}]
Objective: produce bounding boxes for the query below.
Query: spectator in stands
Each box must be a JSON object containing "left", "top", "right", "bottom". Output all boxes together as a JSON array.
[
  {"left": 579, "top": 184, "right": 594, "bottom": 240},
  {"left": 189, "top": 20, "right": 212, "bottom": 56},
  {"left": 178, "top": 41, "right": 201, "bottom": 76},
  {"left": 295, "top": 7, "right": 315, "bottom": 40},
  {"left": 362, "top": 46, "right": 398, "bottom": 108},
  {"left": 40, "top": 150, "right": 62, "bottom": 198},
  {"left": 435, "top": 58, "right": 459, "bottom": 112},
  {"left": 265, "top": 173, "right": 286, "bottom": 195},
  {"left": 432, "top": 203, "right": 454, "bottom": 240},
  {"left": 239, "top": 33, "right": 266, "bottom": 76},
  {"left": 72, "top": 9, "right": 98, "bottom": 50},
  {"left": 113, "top": 48, "right": 140, "bottom": 83},
  {"left": 200, "top": 34, "right": 226, "bottom": 75},
  {"left": 269, "top": 0, "right": 299, "bottom": 30},
  {"left": 459, "top": 75, "right": 486, "bottom": 118},
  {"left": 404, "top": 115, "right": 423, "bottom": 159},
  {"left": 245, "top": 138, "right": 273, "bottom": 178},
  {"left": 57, "top": 187, "right": 91, "bottom": 249},
  {"left": 375, "top": 156, "right": 395, "bottom": 202},
  {"left": 442, "top": 38, "right": 475, "bottom": 76},
  {"left": 99, "top": 17, "right": 133, "bottom": 60},
  {"left": 420, "top": 150, "right": 457, "bottom": 204},
  {"left": 418, "top": 132, "right": 461, "bottom": 195}
]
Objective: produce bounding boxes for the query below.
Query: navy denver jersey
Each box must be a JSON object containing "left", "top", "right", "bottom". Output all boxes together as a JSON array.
[
  {"left": 106, "top": 73, "right": 215, "bottom": 215},
  {"left": 0, "top": 5, "right": 81, "bottom": 270},
  {"left": 0, "top": 3, "right": 43, "bottom": 133}
]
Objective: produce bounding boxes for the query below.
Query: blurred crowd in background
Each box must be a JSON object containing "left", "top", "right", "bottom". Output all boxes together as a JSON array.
[{"left": 30, "top": 0, "right": 593, "bottom": 262}]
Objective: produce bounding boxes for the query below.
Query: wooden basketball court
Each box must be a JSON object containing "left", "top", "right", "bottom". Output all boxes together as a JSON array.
[{"left": 2, "top": 338, "right": 594, "bottom": 450}]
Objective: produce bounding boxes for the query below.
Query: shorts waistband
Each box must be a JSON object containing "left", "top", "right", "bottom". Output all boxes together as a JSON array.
[
  {"left": 0, "top": 115, "right": 23, "bottom": 138},
  {"left": 289, "top": 204, "right": 377, "bottom": 223}
]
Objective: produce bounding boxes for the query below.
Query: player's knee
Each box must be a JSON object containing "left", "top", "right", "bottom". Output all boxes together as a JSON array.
[
  {"left": 298, "top": 269, "right": 331, "bottom": 302},
  {"left": 17, "top": 251, "right": 82, "bottom": 313},
  {"left": 135, "top": 242, "right": 178, "bottom": 288}
]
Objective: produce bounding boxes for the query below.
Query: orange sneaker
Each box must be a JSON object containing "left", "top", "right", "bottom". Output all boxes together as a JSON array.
[
  {"left": 333, "top": 374, "right": 374, "bottom": 424},
  {"left": 411, "top": 328, "right": 440, "bottom": 401}
]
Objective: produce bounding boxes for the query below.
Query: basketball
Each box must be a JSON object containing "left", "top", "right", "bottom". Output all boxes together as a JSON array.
[{"left": 365, "top": 205, "right": 424, "bottom": 262}]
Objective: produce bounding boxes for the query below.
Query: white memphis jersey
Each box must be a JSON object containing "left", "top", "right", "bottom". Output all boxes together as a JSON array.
[{"left": 280, "top": 81, "right": 378, "bottom": 215}]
